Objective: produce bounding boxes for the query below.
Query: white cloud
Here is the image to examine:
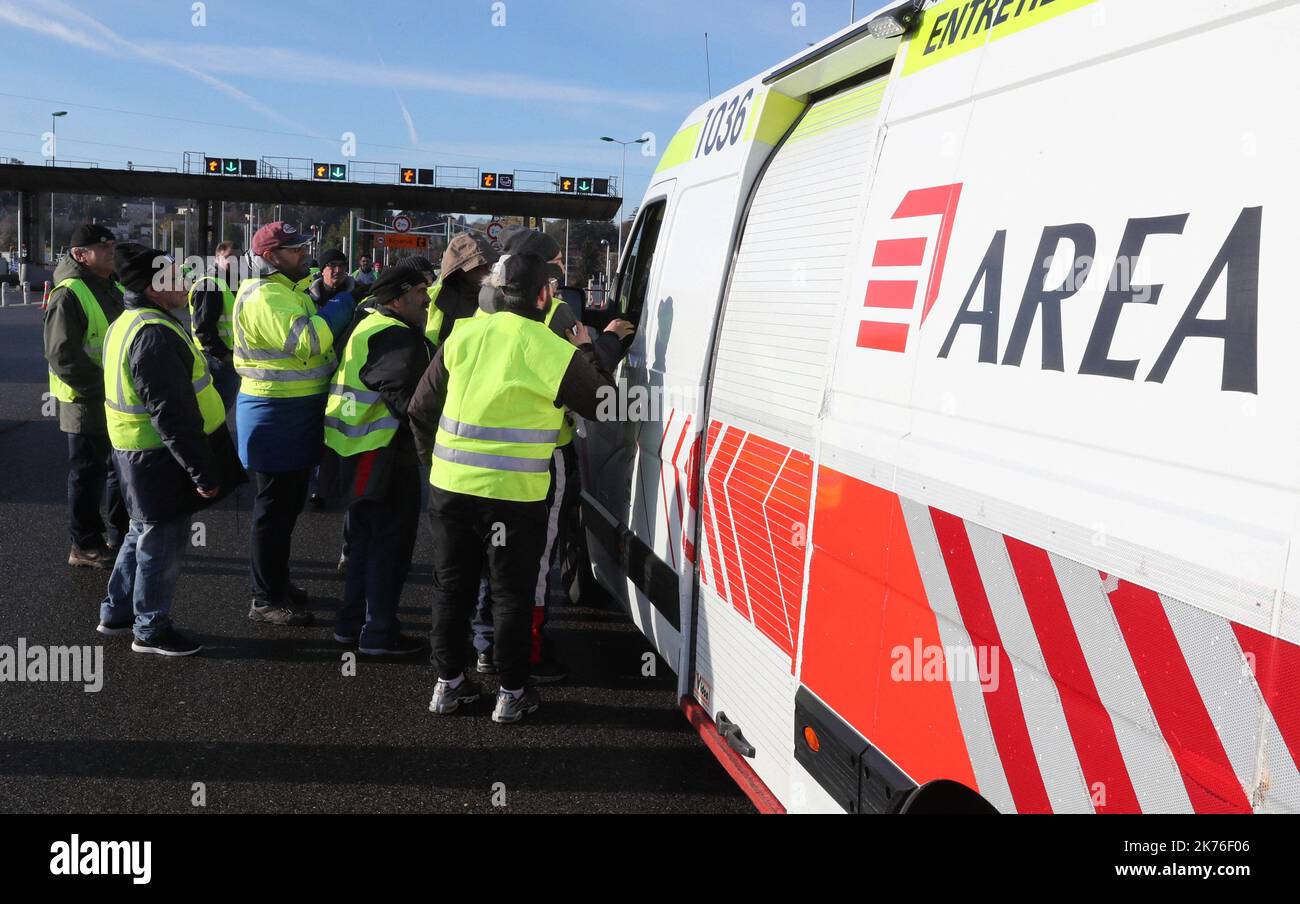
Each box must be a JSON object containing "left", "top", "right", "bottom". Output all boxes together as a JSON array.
[
  {"left": 136, "top": 41, "right": 691, "bottom": 114},
  {"left": 0, "top": 0, "right": 319, "bottom": 136}
]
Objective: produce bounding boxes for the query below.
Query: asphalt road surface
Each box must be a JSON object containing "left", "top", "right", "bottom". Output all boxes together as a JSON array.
[{"left": 0, "top": 304, "right": 752, "bottom": 814}]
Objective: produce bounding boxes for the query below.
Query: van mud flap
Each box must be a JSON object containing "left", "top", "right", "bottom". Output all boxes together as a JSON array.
[{"left": 794, "top": 687, "right": 997, "bottom": 813}]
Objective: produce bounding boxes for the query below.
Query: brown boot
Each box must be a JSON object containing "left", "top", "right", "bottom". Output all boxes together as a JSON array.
[{"left": 68, "top": 545, "right": 114, "bottom": 569}]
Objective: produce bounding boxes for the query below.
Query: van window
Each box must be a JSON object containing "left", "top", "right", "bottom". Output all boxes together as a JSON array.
[{"left": 616, "top": 201, "right": 666, "bottom": 323}]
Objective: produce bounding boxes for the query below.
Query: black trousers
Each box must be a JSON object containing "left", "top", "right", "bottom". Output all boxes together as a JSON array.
[
  {"left": 248, "top": 469, "right": 311, "bottom": 604},
  {"left": 67, "top": 432, "right": 128, "bottom": 550},
  {"left": 472, "top": 441, "right": 575, "bottom": 663},
  {"left": 427, "top": 486, "right": 547, "bottom": 691}
]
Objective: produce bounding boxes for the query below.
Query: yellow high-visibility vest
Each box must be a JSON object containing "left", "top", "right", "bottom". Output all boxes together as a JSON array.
[
  {"left": 102, "top": 308, "right": 226, "bottom": 450},
  {"left": 231, "top": 272, "right": 337, "bottom": 398},
  {"left": 430, "top": 311, "right": 575, "bottom": 502}
]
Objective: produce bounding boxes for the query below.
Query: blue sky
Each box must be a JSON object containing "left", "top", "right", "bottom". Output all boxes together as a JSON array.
[{"left": 0, "top": 0, "right": 885, "bottom": 211}]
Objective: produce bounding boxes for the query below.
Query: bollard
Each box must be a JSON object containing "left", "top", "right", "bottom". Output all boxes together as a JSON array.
[
  {"left": 21, "top": 282, "right": 30, "bottom": 305},
  {"left": 40, "top": 280, "right": 51, "bottom": 311},
  {"left": 1, "top": 283, "right": 7, "bottom": 307}
]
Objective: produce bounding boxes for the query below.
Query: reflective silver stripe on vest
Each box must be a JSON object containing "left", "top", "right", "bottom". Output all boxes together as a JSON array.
[
  {"left": 106, "top": 398, "right": 149, "bottom": 414},
  {"left": 231, "top": 278, "right": 269, "bottom": 356},
  {"left": 323, "top": 415, "right": 400, "bottom": 437},
  {"left": 284, "top": 315, "right": 312, "bottom": 355},
  {"left": 437, "top": 415, "right": 560, "bottom": 445},
  {"left": 432, "top": 444, "right": 551, "bottom": 473},
  {"left": 108, "top": 313, "right": 206, "bottom": 414},
  {"left": 329, "top": 386, "right": 382, "bottom": 405},
  {"left": 237, "top": 346, "right": 296, "bottom": 361},
  {"left": 235, "top": 361, "right": 337, "bottom": 382},
  {"left": 112, "top": 313, "right": 172, "bottom": 415}
]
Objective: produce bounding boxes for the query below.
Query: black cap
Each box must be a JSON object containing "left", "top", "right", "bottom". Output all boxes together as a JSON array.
[
  {"left": 500, "top": 227, "right": 558, "bottom": 259},
  {"left": 500, "top": 228, "right": 562, "bottom": 279},
  {"left": 70, "top": 224, "right": 115, "bottom": 249},
  {"left": 319, "top": 248, "right": 348, "bottom": 267},
  {"left": 114, "top": 243, "right": 171, "bottom": 295},
  {"left": 370, "top": 261, "right": 429, "bottom": 304},
  {"left": 499, "top": 253, "right": 550, "bottom": 315}
]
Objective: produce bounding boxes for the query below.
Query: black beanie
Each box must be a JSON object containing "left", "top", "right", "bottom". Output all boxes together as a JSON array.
[
  {"left": 406, "top": 255, "right": 437, "bottom": 278},
  {"left": 113, "top": 243, "right": 172, "bottom": 295},
  {"left": 370, "top": 260, "right": 429, "bottom": 304},
  {"left": 319, "top": 248, "right": 348, "bottom": 267}
]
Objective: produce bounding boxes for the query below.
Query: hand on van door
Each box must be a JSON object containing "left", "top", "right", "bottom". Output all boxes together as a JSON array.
[
  {"left": 604, "top": 319, "right": 635, "bottom": 340},
  {"left": 567, "top": 323, "right": 593, "bottom": 348}
]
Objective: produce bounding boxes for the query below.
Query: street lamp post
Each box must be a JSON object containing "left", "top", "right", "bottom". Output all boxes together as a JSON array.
[
  {"left": 600, "top": 239, "right": 611, "bottom": 301},
  {"left": 50, "top": 111, "right": 66, "bottom": 262},
  {"left": 600, "top": 136, "right": 649, "bottom": 263}
]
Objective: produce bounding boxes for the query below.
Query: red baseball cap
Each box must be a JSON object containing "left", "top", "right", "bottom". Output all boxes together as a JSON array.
[{"left": 252, "top": 221, "right": 312, "bottom": 257}]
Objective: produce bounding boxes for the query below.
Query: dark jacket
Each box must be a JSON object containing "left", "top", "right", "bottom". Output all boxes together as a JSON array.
[
  {"left": 319, "top": 305, "right": 433, "bottom": 504},
  {"left": 479, "top": 283, "right": 581, "bottom": 337},
  {"left": 307, "top": 273, "right": 356, "bottom": 308},
  {"left": 112, "top": 292, "right": 246, "bottom": 522},
  {"left": 43, "top": 256, "right": 125, "bottom": 435},
  {"left": 431, "top": 273, "right": 482, "bottom": 347},
  {"left": 312, "top": 274, "right": 370, "bottom": 353},
  {"left": 188, "top": 260, "right": 239, "bottom": 360},
  {"left": 407, "top": 310, "right": 621, "bottom": 468}
]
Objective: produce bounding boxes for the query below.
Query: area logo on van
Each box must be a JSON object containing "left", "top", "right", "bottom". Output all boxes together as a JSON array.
[
  {"left": 857, "top": 183, "right": 1262, "bottom": 395},
  {"left": 857, "top": 183, "right": 964, "bottom": 354}
]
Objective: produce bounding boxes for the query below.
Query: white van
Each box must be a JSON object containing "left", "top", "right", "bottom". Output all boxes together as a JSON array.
[{"left": 577, "top": 0, "right": 1300, "bottom": 813}]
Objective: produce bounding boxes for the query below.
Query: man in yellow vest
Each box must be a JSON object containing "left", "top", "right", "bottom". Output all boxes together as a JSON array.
[
  {"left": 96, "top": 244, "right": 245, "bottom": 655},
  {"left": 408, "top": 252, "right": 625, "bottom": 722},
  {"left": 322, "top": 261, "right": 433, "bottom": 656},
  {"left": 187, "top": 239, "right": 242, "bottom": 408},
  {"left": 43, "top": 223, "right": 130, "bottom": 569},
  {"left": 472, "top": 228, "right": 632, "bottom": 683},
  {"left": 234, "top": 222, "right": 356, "bottom": 626}
]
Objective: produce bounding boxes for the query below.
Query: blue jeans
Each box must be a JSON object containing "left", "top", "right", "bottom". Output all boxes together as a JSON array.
[
  {"left": 207, "top": 354, "right": 240, "bottom": 410},
  {"left": 99, "top": 516, "right": 190, "bottom": 641},
  {"left": 337, "top": 476, "right": 420, "bottom": 646}
]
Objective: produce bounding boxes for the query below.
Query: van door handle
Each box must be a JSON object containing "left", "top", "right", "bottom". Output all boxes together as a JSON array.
[{"left": 716, "top": 711, "right": 756, "bottom": 758}]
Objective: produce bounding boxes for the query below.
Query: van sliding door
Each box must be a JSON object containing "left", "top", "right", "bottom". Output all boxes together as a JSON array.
[{"left": 693, "top": 74, "right": 892, "bottom": 801}]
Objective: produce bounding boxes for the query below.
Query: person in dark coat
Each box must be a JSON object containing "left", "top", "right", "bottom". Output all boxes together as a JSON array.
[
  {"left": 187, "top": 239, "right": 243, "bottom": 409},
  {"left": 474, "top": 228, "right": 632, "bottom": 682},
  {"left": 408, "top": 253, "right": 627, "bottom": 722},
  {"left": 96, "top": 244, "right": 246, "bottom": 656},
  {"left": 321, "top": 262, "right": 433, "bottom": 655},
  {"left": 43, "top": 223, "right": 129, "bottom": 568}
]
